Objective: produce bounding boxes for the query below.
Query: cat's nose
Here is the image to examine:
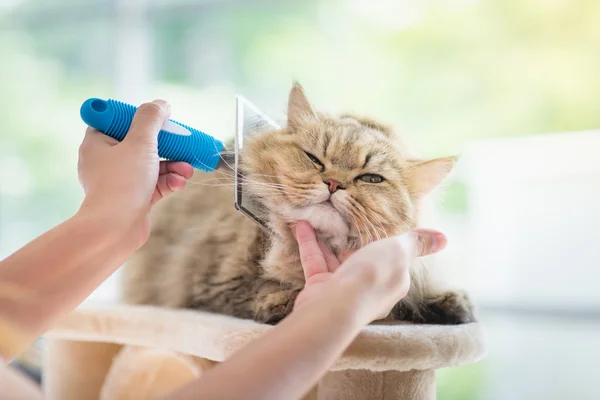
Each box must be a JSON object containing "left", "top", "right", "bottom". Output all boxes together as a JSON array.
[{"left": 324, "top": 179, "right": 344, "bottom": 193}]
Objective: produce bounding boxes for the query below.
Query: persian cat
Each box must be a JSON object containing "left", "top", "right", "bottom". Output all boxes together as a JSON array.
[{"left": 122, "top": 83, "right": 475, "bottom": 325}]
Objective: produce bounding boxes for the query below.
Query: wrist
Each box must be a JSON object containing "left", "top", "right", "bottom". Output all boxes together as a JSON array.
[{"left": 74, "top": 202, "right": 138, "bottom": 255}]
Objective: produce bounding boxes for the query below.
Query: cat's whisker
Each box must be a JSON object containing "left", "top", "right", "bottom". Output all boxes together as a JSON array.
[
  {"left": 357, "top": 216, "right": 371, "bottom": 246},
  {"left": 364, "top": 219, "right": 379, "bottom": 243},
  {"left": 253, "top": 190, "right": 316, "bottom": 202},
  {"left": 236, "top": 173, "right": 324, "bottom": 199},
  {"left": 245, "top": 182, "right": 322, "bottom": 200},
  {"left": 184, "top": 182, "right": 235, "bottom": 188},
  {"left": 243, "top": 183, "right": 311, "bottom": 196},
  {"left": 185, "top": 178, "right": 231, "bottom": 186},
  {"left": 346, "top": 197, "right": 384, "bottom": 243},
  {"left": 369, "top": 218, "right": 382, "bottom": 242},
  {"left": 237, "top": 179, "right": 292, "bottom": 191},
  {"left": 370, "top": 222, "right": 381, "bottom": 242},
  {"left": 239, "top": 177, "right": 294, "bottom": 190},
  {"left": 369, "top": 212, "right": 389, "bottom": 239},
  {"left": 189, "top": 153, "right": 235, "bottom": 180},
  {"left": 347, "top": 213, "right": 365, "bottom": 249},
  {"left": 238, "top": 175, "right": 279, "bottom": 185},
  {"left": 338, "top": 203, "right": 365, "bottom": 248},
  {"left": 280, "top": 181, "right": 318, "bottom": 189},
  {"left": 241, "top": 184, "right": 288, "bottom": 193},
  {"left": 190, "top": 171, "right": 312, "bottom": 195},
  {"left": 248, "top": 189, "right": 312, "bottom": 199},
  {"left": 186, "top": 175, "right": 234, "bottom": 184},
  {"left": 362, "top": 212, "right": 383, "bottom": 242},
  {"left": 212, "top": 141, "right": 236, "bottom": 171},
  {"left": 240, "top": 174, "right": 286, "bottom": 183},
  {"left": 360, "top": 211, "right": 379, "bottom": 244},
  {"left": 359, "top": 214, "right": 375, "bottom": 244},
  {"left": 242, "top": 181, "right": 287, "bottom": 190},
  {"left": 244, "top": 172, "right": 288, "bottom": 179},
  {"left": 183, "top": 181, "right": 306, "bottom": 200},
  {"left": 345, "top": 202, "right": 373, "bottom": 244}
]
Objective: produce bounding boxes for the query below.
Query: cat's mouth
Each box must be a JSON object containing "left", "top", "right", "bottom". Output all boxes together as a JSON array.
[
  {"left": 321, "top": 199, "right": 335, "bottom": 208},
  {"left": 317, "top": 199, "right": 341, "bottom": 214}
]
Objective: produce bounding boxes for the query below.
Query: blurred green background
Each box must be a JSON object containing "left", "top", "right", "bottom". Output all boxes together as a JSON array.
[
  {"left": 1, "top": 0, "right": 600, "bottom": 398},
  {"left": 2, "top": 0, "right": 599, "bottom": 239}
]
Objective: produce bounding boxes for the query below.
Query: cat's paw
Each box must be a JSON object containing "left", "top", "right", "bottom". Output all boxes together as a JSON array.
[
  {"left": 419, "top": 291, "right": 476, "bottom": 325},
  {"left": 254, "top": 289, "right": 299, "bottom": 325}
]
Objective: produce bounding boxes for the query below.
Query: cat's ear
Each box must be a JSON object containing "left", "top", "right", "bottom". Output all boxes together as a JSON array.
[
  {"left": 405, "top": 157, "right": 456, "bottom": 198},
  {"left": 287, "top": 82, "right": 317, "bottom": 129}
]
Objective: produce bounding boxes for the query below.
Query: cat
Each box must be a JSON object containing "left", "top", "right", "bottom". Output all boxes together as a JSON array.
[{"left": 121, "top": 83, "right": 475, "bottom": 325}]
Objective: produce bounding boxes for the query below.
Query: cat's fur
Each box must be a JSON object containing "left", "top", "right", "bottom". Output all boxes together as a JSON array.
[{"left": 122, "top": 83, "right": 475, "bottom": 325}]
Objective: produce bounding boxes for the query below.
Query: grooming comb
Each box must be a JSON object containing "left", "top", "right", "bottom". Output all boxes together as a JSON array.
[
  {"left": 80, "top": 98, "right": 233, "bottom": 171},
  {"left": 80, "top": 96, "right": 280, "bottom": 229},
  {"left": 234, "top": 95, "right": 281, "bottom": 230}
]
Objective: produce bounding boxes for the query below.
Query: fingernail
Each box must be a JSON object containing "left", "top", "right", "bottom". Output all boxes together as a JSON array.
[
  {"left": 152, "top": 99, "right": 171, "bottom": 114},
  {"left": 430, "top": 233, "right": 446, "bottom": 253}
]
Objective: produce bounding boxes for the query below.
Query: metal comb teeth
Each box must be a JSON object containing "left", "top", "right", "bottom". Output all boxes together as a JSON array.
[{"left": 233, "top": 95, "right": 281, "bottom": 231}]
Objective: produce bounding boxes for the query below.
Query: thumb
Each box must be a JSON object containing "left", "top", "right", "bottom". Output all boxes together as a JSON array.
[
  {"left": 124, "top": 99, "right": 171, "bottom": 145},
  {"left": 403, "top": 228, "right": 447, "bottom": 258}
]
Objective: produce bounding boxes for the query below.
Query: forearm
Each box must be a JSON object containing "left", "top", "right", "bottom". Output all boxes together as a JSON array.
[
  {"left": 0, "top": 211, "right": 129, "bottom": 361},
  {"left": 165, "top": 276, "right": 371, "bottom": 400}
]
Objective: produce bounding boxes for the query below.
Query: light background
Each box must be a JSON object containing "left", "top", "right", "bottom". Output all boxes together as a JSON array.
[{"left": 1, "top": 0, "right": 599, "bottom": 398}]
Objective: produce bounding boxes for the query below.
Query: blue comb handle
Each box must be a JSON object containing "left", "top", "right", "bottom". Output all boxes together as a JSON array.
[{"left": 80, "top": 98, "right": 224, "bottom": 172}]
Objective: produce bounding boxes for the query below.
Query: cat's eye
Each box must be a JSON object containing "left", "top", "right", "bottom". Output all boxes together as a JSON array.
[
  {"left": 357, "top": 174, "right": 385, "bottom": 183},
  {"left": 304, "top": 151, "right": 324, "bottom": 168}
]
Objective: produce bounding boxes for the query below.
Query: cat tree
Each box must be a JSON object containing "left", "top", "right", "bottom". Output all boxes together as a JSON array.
[{"left": 41, "top": 305, "right": 485, "bottom": 400}]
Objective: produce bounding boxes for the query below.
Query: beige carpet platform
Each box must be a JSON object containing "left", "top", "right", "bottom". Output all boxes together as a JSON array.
[{"left": 41, "top": 305, "right": 486, "bottom": 400}]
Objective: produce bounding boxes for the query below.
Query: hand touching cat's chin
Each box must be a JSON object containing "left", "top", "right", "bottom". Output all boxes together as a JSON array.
[{"left": 279, "top": 201, "right": 349, "bottom": 249}]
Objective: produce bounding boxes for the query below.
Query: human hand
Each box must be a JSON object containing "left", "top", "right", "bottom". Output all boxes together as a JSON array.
[
  {"left": 292, "top": 221, "right": 446, "bottom": 323},
  {"left": 77, "top": 100, "right": 193, "bottom": 249}
]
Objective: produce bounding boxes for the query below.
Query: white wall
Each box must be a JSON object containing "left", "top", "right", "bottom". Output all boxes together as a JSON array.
[{"left": 460, "top": 130, "right": 600, "bottom": 310}]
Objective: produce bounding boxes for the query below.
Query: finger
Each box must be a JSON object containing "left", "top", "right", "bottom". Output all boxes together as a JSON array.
[
  {"left": 295, "top": 221, "right": 329, "bottom": 280},
  {"left": 80, "top": 127, "right": 119, "bottom": 150},
  {"left": 338, "top": 250, "right": 355, "bottom": 264},
  {"left": 291, "top": 224, "right": 338, "bottom": 272},
  {"left": 404, "top": 228, "right": 447, "bottom": 258},
  {"left": 124, "top": 99, "right": 171, "bottom": 145},
  {"left": 317, "top": 241, "right": 341, "bottom": 272},
  {"left": 150, "top": 173, "right": 187, "bottom": 206},
  {"left": 159, "top": 161, "right": 194, "bottom": 180}
]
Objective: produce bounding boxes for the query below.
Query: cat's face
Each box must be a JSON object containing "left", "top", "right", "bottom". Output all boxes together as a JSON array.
[{"left": 241, "top": 84, "right": 454, "bottom": 250}]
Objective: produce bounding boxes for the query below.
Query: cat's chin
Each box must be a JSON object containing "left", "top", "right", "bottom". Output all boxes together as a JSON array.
[{"left": 280, "top": 203, "right": 349, "bottom": 249}]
